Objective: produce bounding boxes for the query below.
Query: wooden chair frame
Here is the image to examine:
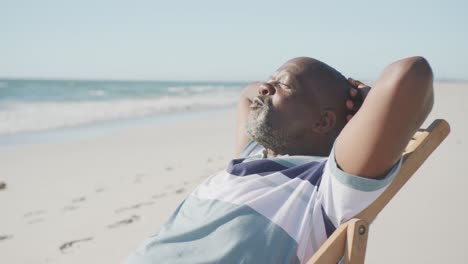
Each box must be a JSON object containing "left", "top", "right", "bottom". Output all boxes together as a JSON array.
[{"left": 308, "top": 119, "right": 451, "bottom": 264}]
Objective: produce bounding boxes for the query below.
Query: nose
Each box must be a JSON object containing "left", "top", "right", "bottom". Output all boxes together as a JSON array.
[{"left": 258, "top": 83, "right": 276, "bottom": 96}]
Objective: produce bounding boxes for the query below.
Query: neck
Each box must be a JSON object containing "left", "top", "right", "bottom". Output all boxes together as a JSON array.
[
  {"left": 265, "top": 148, "right": 280, "bottom": 157},
  {"left": 267, "top": 134, "right": 334, "bottom": 157}
]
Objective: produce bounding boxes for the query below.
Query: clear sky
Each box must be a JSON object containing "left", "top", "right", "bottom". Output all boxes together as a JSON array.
[{"left": 1, "top": 0, "right": 467, "bottom": 81}]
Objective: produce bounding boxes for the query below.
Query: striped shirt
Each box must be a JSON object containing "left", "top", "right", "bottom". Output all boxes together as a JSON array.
[{"left": 127, "top": 141, "right": 402, "bottom": 263}]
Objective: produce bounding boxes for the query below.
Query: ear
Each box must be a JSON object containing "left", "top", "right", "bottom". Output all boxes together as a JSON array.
[{"left": 312, "top": 110, "right": 336, "bottom": 134}]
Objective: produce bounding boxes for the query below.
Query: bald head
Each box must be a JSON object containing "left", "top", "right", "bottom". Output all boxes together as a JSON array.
[
  {"left": 278, "top": 57, "right": 351, "bottom": 131},
  {"left": 246, "top": 57, "right": 352, "bottom": 156}
]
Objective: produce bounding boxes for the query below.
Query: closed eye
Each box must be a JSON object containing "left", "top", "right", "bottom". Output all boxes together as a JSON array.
[
  {"left": 266, "top": 82, "right": 292, "bottom": 94},
  {"left": 278, "top": 82, "right": 292, "bottom": 89},
  {"left": 269, "top": 75, "right": 294, "bottom": 90}
]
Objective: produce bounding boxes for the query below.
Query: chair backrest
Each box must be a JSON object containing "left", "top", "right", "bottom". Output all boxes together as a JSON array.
[{"left": 308, "top": 119, "right": 451, "bottom": 264}]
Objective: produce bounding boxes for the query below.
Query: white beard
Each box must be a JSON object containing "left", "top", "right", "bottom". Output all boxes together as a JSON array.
[{"left": 245, "top": 103, "right": 288, "bottom": 154}]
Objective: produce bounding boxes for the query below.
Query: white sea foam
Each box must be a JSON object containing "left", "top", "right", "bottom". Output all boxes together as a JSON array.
[
  {"left": 188, "top": 85, "right": 217, "bottom": 92},
  {"left": 167, "top": 86, "right": 185, "bottom": 93},
  {"left": 88, "top": 90, "right": 107, "bottom": 97},
  {"left": 0, "top": 91, "right": 239, "bottom": 135},
  {"left": 167, "top": 85, "right": 223, "bottom": 94}
]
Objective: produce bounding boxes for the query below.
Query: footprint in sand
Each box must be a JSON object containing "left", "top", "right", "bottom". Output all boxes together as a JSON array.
[
  {"left": 62, "top": 197, "right": 85, "bottom": 212},
  {"left": 62, "top": 205, "right": 80, "bottom": 212},
  {"left": 0, "top": 235, "right": 13, "bottom": 242},
  {"left": 24, "top": 210, "right": 46, "bottom": 224},
  {"left": 107, "top": 215, "right": 140, "bottom": 229},
  {"left": 175, "top": 188, "right": 186, "bottom": 194},
  {"left": 59, "top": 237, "right": 93, "bottom": 253},
  {"left": 152, "top": 192, "right": 167, "bottom": 199},
  {"left": 134, "top": 173, "right": 148, "bottom": 183},
  {"left": 27, "top": 218, "right": 44, "bottom": 224},
  {"left": 114, "top": 202, "right": 155, "bottom": 213},
  {"left": 72, "top": 196, "right": 86, "bottom": 203},
  {"left": 23, "top": 210, "right": 46, "bottom": 218}
]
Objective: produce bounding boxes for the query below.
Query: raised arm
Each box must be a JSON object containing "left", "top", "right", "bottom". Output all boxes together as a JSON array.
[
  {"left": 335, "top": 56, "right": 434, "bottom": 178},
  {"left": 235, "top": 82, "right": 261, "bottom": 157}
]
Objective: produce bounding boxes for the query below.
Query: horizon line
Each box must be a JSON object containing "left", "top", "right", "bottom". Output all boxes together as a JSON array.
[
  {"left": 0, "top": 76, "right": 253, "bottom": 83},
  {"left": 0, "top": 76, "right": 467, "bottom": 83}
]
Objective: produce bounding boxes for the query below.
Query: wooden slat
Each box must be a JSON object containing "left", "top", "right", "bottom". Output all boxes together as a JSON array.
[
  {"left": 308, "top": 119, "right": 450, "bottom": 264},
  {"left": 307, "top": 222, "right": 349, "bottom": 264},
  {"left": 344, "top": 219, "right": 369, "bottom": 264},
  {"left": 356, "top": 119, "right": 450, "bottom": 223},
  {"left": 404, "top": 130, "right": 429, "bottom": 154}
]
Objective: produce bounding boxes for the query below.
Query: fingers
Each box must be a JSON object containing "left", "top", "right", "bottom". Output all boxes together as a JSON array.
[
  {"left": 347, "top": 77, "right": 359, "bottom": 88},
  {"left": 347, "top": 78, "right": 369, "bottom": 89},
  {"left": 346, "top": 99, "right": 354, "bottom": 110},
  {"left": 346, "top": 77, "right": 371, "bottom": 123},
  {"left": 347, "top": 88, "right": 362, "bottom": 111},
  {"left": 346, "top": 95, "right": 363, "bottom": 123},
  {"left": 346, "top": 79, "right": 364, "bottom": 123},
  {"left": 346, "top": 99, "right": 362, "bottom": 112}
]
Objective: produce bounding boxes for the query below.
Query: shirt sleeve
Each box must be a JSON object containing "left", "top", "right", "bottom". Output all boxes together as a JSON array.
[{"left": 318, "top": 143, "right": 403, "bottom": 227}]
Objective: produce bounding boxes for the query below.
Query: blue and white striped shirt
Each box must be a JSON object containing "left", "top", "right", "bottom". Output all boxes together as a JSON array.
[{"left": 127, "top": 141, "right": 401, "bottom": 263}]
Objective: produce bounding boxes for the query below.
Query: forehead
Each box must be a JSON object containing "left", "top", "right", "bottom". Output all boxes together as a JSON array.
[
  {"left": 276, "top": 61, "right": 303, "bottom": 75},
  {"left": 272, "top": 62, "right": 305, "bottom": 87}
]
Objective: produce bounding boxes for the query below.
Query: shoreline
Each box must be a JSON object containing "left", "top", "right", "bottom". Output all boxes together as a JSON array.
[{"left": 0, "top": 106, "right": 235, "bottom": 147}]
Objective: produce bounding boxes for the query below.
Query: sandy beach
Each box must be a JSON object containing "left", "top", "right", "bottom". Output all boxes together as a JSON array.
[{"left": 1, "top": 82, "right": 467, "bottom": 263}]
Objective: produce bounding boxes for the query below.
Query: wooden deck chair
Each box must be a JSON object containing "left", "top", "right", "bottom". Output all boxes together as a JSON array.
[{"left": 307, "top": 119, "right": 451, "bottom": 264}]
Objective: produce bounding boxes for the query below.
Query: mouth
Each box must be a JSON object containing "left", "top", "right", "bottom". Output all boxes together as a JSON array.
[{"left": 250, "top": 97, "right": 265, "bottom": 109}]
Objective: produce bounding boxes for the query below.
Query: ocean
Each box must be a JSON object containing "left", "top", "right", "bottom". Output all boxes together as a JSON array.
[{"left": 0, "top": 79, "right": 247, "bottom": 142}]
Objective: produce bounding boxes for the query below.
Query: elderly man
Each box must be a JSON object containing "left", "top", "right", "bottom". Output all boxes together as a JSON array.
[{"left": 127, "top": 56, "right": 433, "bottom": 263}]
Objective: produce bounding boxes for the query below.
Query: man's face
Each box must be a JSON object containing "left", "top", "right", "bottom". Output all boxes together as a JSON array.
[
  {"left": 246, "top": 58, "right": 321, "bottom": 153},
  {"left": 245, "top": 92, "right": 288, "bottom": 153}
]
